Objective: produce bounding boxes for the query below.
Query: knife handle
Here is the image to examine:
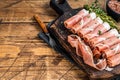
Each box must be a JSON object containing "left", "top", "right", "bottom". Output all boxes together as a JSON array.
[{"left": 34, "top": 15, "right": 48, "bottom": 33}]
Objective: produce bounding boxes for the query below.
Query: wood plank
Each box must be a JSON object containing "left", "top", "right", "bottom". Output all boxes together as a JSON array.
[
  {"left": 0, "top": 0, "right": 119, "bottom": 80},
  {"left": 0, "top": 23, "right": 41, "bottom": 36},
  {"left": 0, "top": 23, "right": 51, "bottom": 57},
  {"left": 0, "top": 22, "right": 87, "bottom": 80},
  {"left": 0, "top": 0, "right": 57, "bottom": 23},
  {"left": 0, "top": 0, "right": 105, "bottom": 23},
  {"left": 0, "top": 55, "right": 87, "bottom": 80}
]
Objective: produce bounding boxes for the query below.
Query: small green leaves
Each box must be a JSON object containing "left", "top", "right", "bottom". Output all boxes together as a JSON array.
[
  {"left": 84, "top": 1, "right": 118, "bottom": 30},
  {"left": 98, "top": 30, "right": 102, "bottom": 35}
]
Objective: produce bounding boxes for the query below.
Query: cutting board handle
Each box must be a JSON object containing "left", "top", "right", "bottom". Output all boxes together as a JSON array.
[{"left": 50, "top": 0, "right": 72, "bottom": 15}]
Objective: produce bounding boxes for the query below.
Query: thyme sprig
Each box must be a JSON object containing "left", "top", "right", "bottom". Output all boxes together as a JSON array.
[{"left": 84, "top": 0, "right": 118, "bottom": 30}]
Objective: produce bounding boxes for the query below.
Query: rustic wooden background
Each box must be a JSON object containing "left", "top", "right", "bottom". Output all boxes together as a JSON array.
[{"left": 0, "top": 0, "right": 120, "bottom": 80}]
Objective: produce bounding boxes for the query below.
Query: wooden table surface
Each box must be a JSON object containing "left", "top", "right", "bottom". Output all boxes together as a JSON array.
[{"left": 0, "top": 0, "right": 120, "bottom": 80}]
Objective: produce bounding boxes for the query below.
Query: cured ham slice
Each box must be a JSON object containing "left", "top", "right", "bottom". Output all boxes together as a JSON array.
[
  {"left": 83, "top": 22, "right": 110, "bottom": 43},
  {"left": 68, "top": 35, "right": 83, "bottom": 56},
  {"left": 95, "top": 36, "right": 120, "bottom": 51},
  {"left": 89, "top": 29, "right": 119, "bottom": 48},
  {"left": 107, "top": 53, "right": 120, "bottom": 67},
  {"left": 102, "top": 43, "right": 120, "bottom": 58},
  {"left": 64, "top": 9, "right": 89, "bottom": 29},
  {"left": 93, "top": 36, "right": 120, "bottom": 58},
  {"left": 68, "top": 35, "right": 107, "bottom": 70},
  {"left": 77, "top": 17, "right": 102, "bottom": 37},
  {"left": 93, "top": 49, "right": 101, "bottom": 59},
  {"left": 71, "top": 12, "right": 96, "bottom": 33}
]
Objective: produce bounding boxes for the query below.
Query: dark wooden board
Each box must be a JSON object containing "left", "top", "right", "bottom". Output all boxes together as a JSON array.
[{"left": 0, "top": 0, "right": 119, "bottom": 80}]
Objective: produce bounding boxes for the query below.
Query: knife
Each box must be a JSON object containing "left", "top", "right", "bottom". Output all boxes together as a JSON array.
[
  {"left": 34, "top": 15, "right": 75, "bottom": 63},
  {"left": 34, "top": 15, "right": 57, "bottom": 48}
]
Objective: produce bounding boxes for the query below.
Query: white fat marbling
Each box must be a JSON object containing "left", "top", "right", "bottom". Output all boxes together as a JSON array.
[
  {"left": 103, "top": 22, "right": 110, "bottom": 30},
  {"left": 96, "top": 17, "right": 103, "bottom": 24},
  {"left": 90, "top": 12, "right": 96, "bottom": 19},
  {"left": 82, "top": 9, "right": 89, "bottom": 15},
  {"left": 110, "top": 29, "right": 119, "bottom": 36}
]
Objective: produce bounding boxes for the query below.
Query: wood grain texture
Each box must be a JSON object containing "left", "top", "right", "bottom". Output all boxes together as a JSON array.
[
  {"left": 0, "top": 0, "right": 119, "bottom": 80},
  {"left": 0, "top": 0, "right": 100, "bottom": 23}
]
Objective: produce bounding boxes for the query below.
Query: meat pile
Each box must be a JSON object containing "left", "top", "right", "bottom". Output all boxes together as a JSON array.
[
  {"left": 64, "top": 9, "right": 120, "bottom": 71},
  {"left": 108, "top": 0, "right": 120, "bottom": 14}
]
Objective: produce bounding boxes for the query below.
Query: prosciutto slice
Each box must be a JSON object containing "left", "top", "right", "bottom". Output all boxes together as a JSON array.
[
  {"left": 77, "top": 17, "right": 102, "bottom": 37},
  {"left": 107, "top": 53, "right": 120, "bottom": 67},
  {"left": 68, "top": 35, "right": 83, "bottom": 56},
  {"left": 102, "top": 43, "right": 120, "bottom": 58},
  {"left": 83, "top": 22, "right": 110, "bottom": 43},
  {"left": 68, "top": 35, "right": 107, "bottom": 70},
  {"left": 95, "top": 36, "right": 120, "bottom": 51},
  {"left": 64, "top": 9, "right": 89, "bottom": 29},
  {"left": 71, "top": 12, "right": 96, "bottom": 33},
  {"left": 93, "top": 36, "right": 120, "bottom": 58},
  {"left": 89, "top": 29, "right": 119, "bottom": 48}
]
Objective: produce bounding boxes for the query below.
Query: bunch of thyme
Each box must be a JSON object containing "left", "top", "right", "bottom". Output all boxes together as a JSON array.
[{"left": 84, "top": 0, "right": 118, "bottom": 30}]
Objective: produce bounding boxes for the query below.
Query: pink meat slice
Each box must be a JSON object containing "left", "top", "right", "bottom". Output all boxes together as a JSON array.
[
  {"left": 93, "top": 36, "right": 120, "bottom": 58},
  {"left": 107, "top": 53, "right": 120, "bottom": 67},
  {"left": 89, "top": 29, "right": 118, "bottom": 48},
  {"left": 93, "top": 49, "right": 101, "bottom": 59},
  {"left": 64, "top": 9, "right": 89, "bottom": 29},
  {"left": 68, "top": 35, "right": 107, "bottom": 70},
  {"left": 68, "top": 35, "right": 83, "bottom": 56},
  {"left": 71, "top": 14, "right": 93, "bottom": 33},
  {"left": 102, "top": 43, "right": 120, "bottom": 58},
  {"left": 83, "top": 22, "right": 110, "bottom": 43},
  {"left": 77, "top": 18, "right": 100, "bottom": 37},
  {"left": 95, "top": 36, "right": 120, "bottom": 51}
]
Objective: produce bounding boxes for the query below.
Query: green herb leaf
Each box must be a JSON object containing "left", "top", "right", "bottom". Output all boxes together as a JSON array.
[
  {"left": 84, "top": 1, "right": 118, "bottom": 30},
  {"left": 98, "top": 30, "right": 102, "bottom": 35}
]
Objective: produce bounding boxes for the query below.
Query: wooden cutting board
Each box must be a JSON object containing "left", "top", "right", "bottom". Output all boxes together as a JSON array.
[{"left": 0, "top": 0, "right": 119, "bottom": 80}]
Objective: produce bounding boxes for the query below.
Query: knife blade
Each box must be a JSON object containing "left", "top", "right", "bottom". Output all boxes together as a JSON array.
[
  {"left": 34, "top": 15, "right": 57, "bottom": 48},
  {"left": 34, "top": 14, "right": 75, "bottom": 63}
]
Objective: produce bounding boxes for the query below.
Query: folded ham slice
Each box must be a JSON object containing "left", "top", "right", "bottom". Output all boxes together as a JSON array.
[
  {"left": 93, "top": 36, "right": 120, "bottom": 58},
  {"left": 68, "top": 35, "right": 83, "bottom": 56},
  {"left": 77, "top": 17, "right": 102, "bottom": 37},
  {"left": 71, "top": 12, "right": 96, "bottom": 33},
  {"left": 96, "top": 36, "right": 120, "bottom": 51},
  {"left": 102, "top": 43, "right": 120, "bottom": 58},
  {"left": 89, "top": 29, "right": 119, "bottom": 48},
  {"left": 83, "top": 22, "right": 110, "bottom": 43},
  {"left": 68, "top": 35, "right": 107, "bottom": 70},
  {"left": 93, "top": 49, "right": 101, "bottom": 59},
  {"left": 64, "top": 9, "right": 89, "bottom": 29},
  {"left": 107, "top": 53, "right": 120, "bottom": 67}
]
